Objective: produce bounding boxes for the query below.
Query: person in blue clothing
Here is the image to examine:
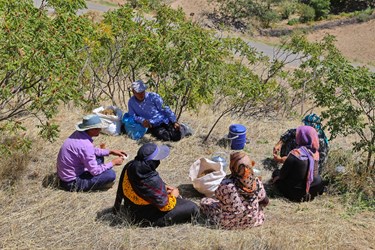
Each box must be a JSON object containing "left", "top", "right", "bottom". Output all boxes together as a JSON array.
[{"left": 128, "top": 80, "right": 192, "bottom": 141}]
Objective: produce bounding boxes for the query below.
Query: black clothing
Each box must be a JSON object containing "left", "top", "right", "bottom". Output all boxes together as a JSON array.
[
  {"left": 273, "top": 154, "right": 324, "bottom": 202},
  {"left": 149, "top": 122, "right": 182, "bottom": 141},
  {"left": 280, "top": 128, "right": 329, "bottom": 174},
  {"left": 121, "top": 194, "right": 199, "bottom": 227},
  {"left": 114, "top": 145, "right": 199, "bottom": 226}
]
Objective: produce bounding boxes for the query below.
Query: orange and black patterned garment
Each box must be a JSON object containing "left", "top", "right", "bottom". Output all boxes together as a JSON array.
[
  {"left": 121, "top": 159, "right": 176, "bottom": 211},
  {"left": 114, "top": 143, "right": 199, "bottom": 227}
]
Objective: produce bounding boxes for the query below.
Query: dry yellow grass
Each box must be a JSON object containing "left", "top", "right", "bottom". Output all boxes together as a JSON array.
[
  {"left": 0, "top": 104, "right": 374, "bottom": 249},
  {"left": 1, "top": 1, "right": 373, "bottom": 249}
]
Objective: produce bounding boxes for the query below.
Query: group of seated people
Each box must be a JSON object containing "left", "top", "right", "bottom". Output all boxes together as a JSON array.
[{"left": 55, "top": 79, "right": 330, "bottom": 229}]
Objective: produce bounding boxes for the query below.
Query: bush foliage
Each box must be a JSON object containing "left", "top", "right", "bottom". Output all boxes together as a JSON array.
[
  {"left": 211, "top": 0, "right": 374, "bottom": 29},
  {"left": 299, "top": 4, "right": 316, "bottom": 22},
  {"left": 324, "top": 149, "right": 374, "bottom": 211}
]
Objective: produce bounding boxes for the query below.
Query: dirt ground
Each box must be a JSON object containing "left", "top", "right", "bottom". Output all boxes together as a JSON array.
[{"left": 304, "top": 19, "right": 375, "bottom": 65}]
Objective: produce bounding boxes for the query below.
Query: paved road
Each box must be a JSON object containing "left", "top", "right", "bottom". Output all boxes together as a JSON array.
[
  {"left": 33, "top": 0, "right": 115, "bottom": 14},
  {"left": 33, "top": 0, "right": 374, "bottom": 72}
]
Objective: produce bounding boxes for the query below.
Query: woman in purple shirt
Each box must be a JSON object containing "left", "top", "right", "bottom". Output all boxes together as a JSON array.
[{"left": 57, "top": 114, "right": 127, "bottom": 192}]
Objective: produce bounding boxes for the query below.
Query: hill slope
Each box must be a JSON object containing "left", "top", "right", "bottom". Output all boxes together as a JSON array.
[{"left": 0, "top": 1, "right": 374, "bottom": 249}]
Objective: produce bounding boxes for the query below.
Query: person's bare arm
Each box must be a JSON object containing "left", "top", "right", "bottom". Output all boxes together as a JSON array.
[
  {"left": 273, "top": 140, "right": 287, "bottom": 163},
  {"left": 111, "top": 157, "right": 125, "bottom": 166},
  {"left": 109, "top": 150, "right": 127, "bottom": 157},
  {"left": 273, "top": 154, "right": 287, "bottom": 163}
]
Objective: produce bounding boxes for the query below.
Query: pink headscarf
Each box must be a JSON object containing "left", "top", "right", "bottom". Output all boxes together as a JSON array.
[{"left": 291, "top": 126, "right": 320, "bottom": 194}]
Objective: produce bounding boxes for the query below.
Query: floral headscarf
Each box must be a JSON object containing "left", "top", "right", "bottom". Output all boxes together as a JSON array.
[
  {"left": 291, "top": 126, "right": 319, "bottom": 194},
  {"left": 302, "top": 113, "right": 329, "bottom": 147},
  {"left": 229, "top": 152, "right": 257, "bottom": 197}
]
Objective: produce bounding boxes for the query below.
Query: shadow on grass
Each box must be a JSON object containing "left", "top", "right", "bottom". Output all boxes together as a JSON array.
[
  {"left": 261, "top": 157, "right": 280, "bottom": 172},
  {"left": 177, "top": 184, "right": 205, "bottom": 200},
  {"left": 42, "top": 172, "right": 60, "bottom": 189},
  {"left": 95, "top": 185, "right": 226, "bottom": 229},
  {"left": 96, "top": 206, "right": 139, "bottom": 227}
]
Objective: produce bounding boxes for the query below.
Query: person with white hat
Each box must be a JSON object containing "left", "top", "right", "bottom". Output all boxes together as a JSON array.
[
  {"left": 56, "top": 114, "right": 127, "bottom": 192},
  {"left": 127, "top": 80, "right": 192, "bottom": 141}
]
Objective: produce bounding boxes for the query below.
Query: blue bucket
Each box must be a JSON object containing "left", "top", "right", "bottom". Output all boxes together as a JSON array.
[{"left": 228, "top": 124, "right": 247, "bottom": 150}]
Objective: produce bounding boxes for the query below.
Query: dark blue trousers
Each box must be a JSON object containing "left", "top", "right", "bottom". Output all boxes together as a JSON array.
[{"left": 60, "top": 157, "right": 116, "bottom": 192}]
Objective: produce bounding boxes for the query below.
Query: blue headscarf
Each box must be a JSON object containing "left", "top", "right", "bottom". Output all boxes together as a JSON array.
[{"left": 302, "top": 113, "right": 329, "bottom": 147}]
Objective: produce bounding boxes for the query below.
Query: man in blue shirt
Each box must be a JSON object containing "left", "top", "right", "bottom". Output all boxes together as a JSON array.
[{"left": 128, "top": 80, "right": 191, "bottom": 141}]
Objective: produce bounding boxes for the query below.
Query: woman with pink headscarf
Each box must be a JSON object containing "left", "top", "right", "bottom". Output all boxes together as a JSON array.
[{"left": 272, "top": 125, "right": 324, "bottom": 202}]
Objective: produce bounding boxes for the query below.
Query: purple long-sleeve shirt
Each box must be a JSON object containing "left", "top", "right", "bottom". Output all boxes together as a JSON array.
[
  {"left": 57, "top": 130, "right": 113, "bottom": 182},
  {"left": 128, "top": 92, "right": 177, "bottom": 127}
]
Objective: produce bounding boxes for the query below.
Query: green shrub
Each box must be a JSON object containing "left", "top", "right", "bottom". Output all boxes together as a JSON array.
[
  {"left": 310, "top": 0, "right": 330, "bottom": 19},
  {"left": 356, "top": 12, "right": 371, "bottom": 22},
  {"left": 280, "top": 1, "right": 297, "bottom": 19},
  {"left": 324, "top": 149, "right": 374, "bottom": 212},
  {"left": 299, "top": 4, "right": 316, "bottom": 23},
  {"left": 126, "top": 0, "right": 163, "bottom": 10},
  {"left": 287, "top": 17, "right": 300, "bottom": 25},
  {"left": 260, "top": 9, "right": 280, "bottom": 28}
]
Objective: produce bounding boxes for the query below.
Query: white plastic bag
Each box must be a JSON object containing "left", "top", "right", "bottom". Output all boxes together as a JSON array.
[
  {"left": 189, "top": 158, "right": 226, "bottom": 197},
  {"left": 93, "top": 106, "right": 123, "bottom": 136}
]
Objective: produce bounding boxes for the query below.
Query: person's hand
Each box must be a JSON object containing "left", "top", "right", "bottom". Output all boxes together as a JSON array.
[
  {"left": 111, "top": 156, "right": 125, "bottom": 166},
  {"left": 170, "top": 188, "right": 180, "bottom": 198},
  {"left": 166, "top": 185, "right": 174, "bottom": 193},
  {"left": 142, "top": 120, "right": 152, "bottom": 128},
  {"left": 273, "top": 141, "right": 282, "bottom": 155},
  {"left": 166, "top": 185, "right": 180, "bottom": 198},
  {"left": 273, "top": 154, "right": 286, "bottom": 163},
  {"left": 110, "top": 150, "right": 127, "bottom": 158},
  {"left": 173, "top": 122, "right": 180, "bottom": 130}
]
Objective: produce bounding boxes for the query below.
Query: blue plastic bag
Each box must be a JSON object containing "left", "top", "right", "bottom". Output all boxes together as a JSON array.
[{"left": 122, "top": 113, "right": 147, "bottom": 140}]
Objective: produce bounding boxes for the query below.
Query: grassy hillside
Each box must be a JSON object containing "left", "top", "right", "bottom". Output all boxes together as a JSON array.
[
  {"left": 0, "top": 1, "right": 373, "bottom": 249},
  {"left": 0, "top": 105, "right": 374, "bottom": 249}
]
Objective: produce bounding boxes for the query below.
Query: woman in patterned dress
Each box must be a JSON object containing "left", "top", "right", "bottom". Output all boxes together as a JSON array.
[{"left": 200, "top": 152, "right": 269, "bottom": 230}]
